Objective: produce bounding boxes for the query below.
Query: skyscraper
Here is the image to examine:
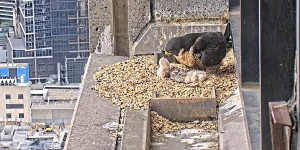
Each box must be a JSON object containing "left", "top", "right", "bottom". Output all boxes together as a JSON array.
[
  {"left": 7, "top": 0, "right": 89, "bottom": 84},
  {"left": 0, "top": 0, "right": 17, "bottom": 63},
  {"left": 0, "top": 0, "right": 16, "bottom": 23}
]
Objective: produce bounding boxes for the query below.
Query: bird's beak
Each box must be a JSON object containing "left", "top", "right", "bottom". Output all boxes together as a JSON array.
[{"left": 164, "top": 50, "right": 172, "bottom": 56}]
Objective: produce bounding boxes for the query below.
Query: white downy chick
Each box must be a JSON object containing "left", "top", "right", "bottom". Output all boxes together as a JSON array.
[
  {"left": 157, "top": 57, "right": 170, "bottom": 78},
  {"left": 185, "top": 70, "right": 207, "bottom": 83},
  {"left": 184, "top": 70, "right": 194, "bottom": 83}
]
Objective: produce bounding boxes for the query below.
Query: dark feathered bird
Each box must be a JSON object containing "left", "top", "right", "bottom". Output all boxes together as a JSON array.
[{"left": 163, "top": 32, "right": 227, "bottom": 71}]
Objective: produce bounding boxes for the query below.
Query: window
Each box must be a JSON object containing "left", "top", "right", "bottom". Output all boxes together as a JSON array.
[
  {"left": 14, "top": 51, "right": 25, "bottom": 58},
  {"left": 6, "top": 104, "right": 24, "bottom": 109},
  {"left": 18, "top": 94, "right": 24, "bottom": 99},
  {"left": 26, "top": 42, "right": 34, "bottom": 49},
  {"left": 48, "top": 64, "right": 54, "bottom": 72},
  {"left": 68, "top": 19, "right": 77, "bottom": 26},
  {"left": 26, "top": 26, "right": 33, "bottom": 33},
  {"left": 68, "top": 11, "right": 76, "bottom": 17},
  {"left": 25, "top": 51, "right": 34, "bottom": 57},
  {"left": 6, "top": 113, "right": 11, "bottom": 119},
  {"left": 25, "top": 9, "right": 33, "bottom": 16},
  {"left": 39, "top": 64, "right": 46, "bottom": 72},
  {"left": 5, "top": 94, "right": 11, "bottom": 99},
  {"left": 19, "top": 113, "right": 24, "bottom": 118}
]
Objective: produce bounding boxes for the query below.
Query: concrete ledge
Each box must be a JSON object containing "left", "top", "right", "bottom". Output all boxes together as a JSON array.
[
  {"left": 220, "top": 1, "right": 254, "bottom": 149},
  {"left": 218, "top": 91, "right": 251, "bottom": 150},
  {"left": 150, "top": 97, "right": 216, "bottom": 122},
  {"left": 65, "top": 54, "right": 128, "bottom": 150},
  {"left": 240, "top": 86, "right": 261, "bottom": 150},
  {"left": 229, "top": 1, "right": 259, "bottom": 149},
  {"left": 122, "top": 110, "right": 150, "bottom": 150}
]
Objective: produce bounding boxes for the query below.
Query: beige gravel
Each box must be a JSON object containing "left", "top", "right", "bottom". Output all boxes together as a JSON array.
[{"left": 94, "top": 49, "right": 237, "bottom": 110}]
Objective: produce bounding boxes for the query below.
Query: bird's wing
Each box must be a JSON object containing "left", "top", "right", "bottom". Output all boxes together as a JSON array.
[{"left": 189, "top": 36, "right": 207, "bottom": 54}]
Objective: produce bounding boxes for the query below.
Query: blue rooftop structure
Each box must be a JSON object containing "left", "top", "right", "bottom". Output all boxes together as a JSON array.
[{"left": 0, "top": 63, "right": 30, "bottom": 84}]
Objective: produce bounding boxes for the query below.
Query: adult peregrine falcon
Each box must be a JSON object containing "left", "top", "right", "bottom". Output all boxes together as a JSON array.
[{"left": 163, "top": 32, "right": 228, "bottom": 70}]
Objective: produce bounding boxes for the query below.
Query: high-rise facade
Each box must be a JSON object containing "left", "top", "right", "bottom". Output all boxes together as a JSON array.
[
  {"left": 0, "top": 0, "right": 17, "bottom": 63},
  {"left": 8, "top": 0, "right": 89, "bottom": 83},
  {"left": 0, "top": 0, "right": 16, "bottom": 23}
]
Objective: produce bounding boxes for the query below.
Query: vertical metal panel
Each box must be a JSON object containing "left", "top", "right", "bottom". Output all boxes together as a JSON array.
[
  {"left": 260, "top": 0, "right": 296, "bottom": 149},
  {"left": 241, "top": 0, "right": 259, "bottom": 83},
  {"left": 230, "top": 0, "right": 261, "bottom": 149},
  {"left": 297, "top": 0, "right": 300, "bottom": 149}
]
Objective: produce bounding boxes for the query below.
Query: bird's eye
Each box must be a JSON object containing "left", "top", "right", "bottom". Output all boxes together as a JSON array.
[{"left": 164, "top": 50, "right": 172, "bottom": 55}]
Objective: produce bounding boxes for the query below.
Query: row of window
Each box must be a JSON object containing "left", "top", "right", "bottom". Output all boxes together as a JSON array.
[
  {"left": 35, "top": 8, "right": 51, "bottom": 15},
  {"left": 52, "top": 27, "right": 77, "bottom": 35},
  {"left": 6, "top": 113, "right": 24, "bottom": 119},
  {"left": 52, "top": 10, "right": 76, "bottom": 18},
  {"left": 6, "top": 104, "right": 24, "bottom": 109},
  {"left": 36, "top": 40, "right": 52, "bottom": 49},
  {"left": 13, "top": 50, "right": 34, "bottom": 58},
  {"left": 5, "top": 94, "right": 23, "bottom": 99},
  {"left": 34, "top": 0, "right": 50, "bottom": 5},
  {"left": 51, "top": 2, "right": 77, "bottom": 10}
]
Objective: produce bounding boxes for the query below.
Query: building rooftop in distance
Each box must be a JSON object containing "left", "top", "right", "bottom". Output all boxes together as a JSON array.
[
  {"left": 30, "top": 84, "right": 44, "bottom": 90},
  {"left": 0, "top": 123, "right": 68, "bottom": 150},
  {"left": 30, "top": 84, "right": 80, "bottom": 102},
  {"left": 7, "top": 38, "right": 26, "bottom": 50},
  {"left": 0, "top": 63, "right": 28, "bottom": 68},
  {"left": 47, "top": 89, "right": 79, "bottom": 101},
  {"left": 44, "top": 84, "right": 80, "bottom": 89},
  {"left": 0, "top": 63, "right": 30, "bottom": 85}
]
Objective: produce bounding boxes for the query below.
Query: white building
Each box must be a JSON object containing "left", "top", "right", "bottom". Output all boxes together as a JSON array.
[
  {"left": 0, "top": 85, "right": 31, "bottom": 122},
  {"left": 0, "top": 0, "right": 16, "bottom": 22},
  {"left": 0, "top": 63, "right": 31, "bottom": 122}
]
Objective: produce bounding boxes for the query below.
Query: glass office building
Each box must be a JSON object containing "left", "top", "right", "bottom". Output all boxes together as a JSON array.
[{"left": 11, "top": 0, "right": 89, "bottom": 83}]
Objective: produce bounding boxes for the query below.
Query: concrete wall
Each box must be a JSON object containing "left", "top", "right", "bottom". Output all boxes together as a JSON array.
[
  {"left": 88, "top": 0, "right": 114, "bottom": 54},
  {"left": 89, "top": 0, "right": 229, "bottom": 56},
  {"left": 127, "top": 0, "right": 151, "bottom": 56},
  {"left": 154, "top": 0, "right": 228, "bottom": 22},
  {"left": 0, "top": 86, "right": 31, "bottom": 122}
]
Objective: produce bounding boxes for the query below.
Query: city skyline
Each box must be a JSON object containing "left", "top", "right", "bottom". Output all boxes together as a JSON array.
[{"left": 4, "top": 0, "right": 89, "bottom": 84}]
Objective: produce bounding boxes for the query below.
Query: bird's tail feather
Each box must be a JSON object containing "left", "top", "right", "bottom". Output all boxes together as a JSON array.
[{"left": 224, "top": 23, "right": 232, "bottom": 49}]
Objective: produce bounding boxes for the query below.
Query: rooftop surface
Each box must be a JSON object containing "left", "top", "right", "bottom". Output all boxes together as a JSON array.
[
  {"left": 7, "top": 38, "right": 26, "bottom": 50},
  {"left": 47, "top": 89, "right": 80, "bottom": 100}
]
